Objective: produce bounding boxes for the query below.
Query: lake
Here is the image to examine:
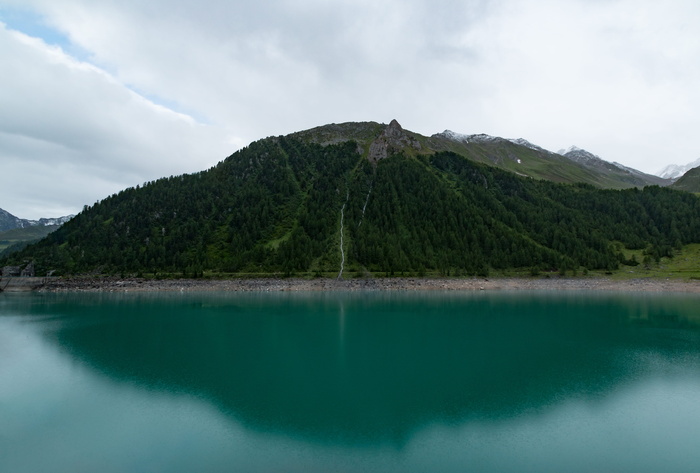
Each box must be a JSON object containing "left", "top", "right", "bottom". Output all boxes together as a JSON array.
[{"left": 2, "top": 290, "right": 700, "bottom": 472}]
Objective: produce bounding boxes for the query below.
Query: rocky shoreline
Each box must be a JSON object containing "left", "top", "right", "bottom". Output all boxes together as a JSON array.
[{"left": 18, "top": 276, "right": 700, "bottom": 293}]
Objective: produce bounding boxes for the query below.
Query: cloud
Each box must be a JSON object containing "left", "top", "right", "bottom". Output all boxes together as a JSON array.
[
  {"left": 0, "top": 24, "right": 234, "bottom": 218},
  {"left": 1, "top": 0, "right": 700, "bottom": 218},
  {"left": 455, "top": 0, "right": 700, "bottom": 170},
  {"left": 4, "top": 0, "right": 495, "bottom": 134}
]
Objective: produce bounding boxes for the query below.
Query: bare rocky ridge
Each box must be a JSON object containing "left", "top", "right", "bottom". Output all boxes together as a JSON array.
[{"left": 367, "top": 119, "right": 422, "bottom": 164}]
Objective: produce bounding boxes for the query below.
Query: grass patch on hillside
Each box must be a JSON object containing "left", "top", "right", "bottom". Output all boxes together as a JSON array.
[
  {"left": 610, "top": 243, "right": 700, "bottom": 280},
  {"left": 0, "top": 225, "right": 60, "bottom": 255}
]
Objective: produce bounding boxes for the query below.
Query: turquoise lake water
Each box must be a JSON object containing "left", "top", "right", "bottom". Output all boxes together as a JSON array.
[{"left": 2, "top": 290, "right": 700, "bottom": 472}]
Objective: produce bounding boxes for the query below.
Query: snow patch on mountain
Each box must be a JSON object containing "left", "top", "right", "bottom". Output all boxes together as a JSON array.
[
  {"left": 437, "top": 130, "right": 503, "bottom": 144},
  {"left": 560, "top": 146, "right": 632, "bottom": 174},
  {"left": 561, "top": 146, "right": 593, "bottom": 156},
  {"left": 613, "top": 162, "right": 640, "bottom": 175},
  {"left": 508, "top": 138, "right": 547, "bottom": 152},
  {"left": 437, "top": 130, "right": 547, "bottom": 152},
  {"left": 657, "top": 158, "right": 700, "bottom": 179},
  {"left": 432, "top": 129, "right": 671, "bottom": 187},
  {"left": 27, "top": 216, "right": 75, "bottom": 227},
  {"left": 0, "top": 208, "right": 74, "bottom": 232}
]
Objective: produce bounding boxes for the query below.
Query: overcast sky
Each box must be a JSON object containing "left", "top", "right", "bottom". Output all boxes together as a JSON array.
[{"left": 2, "top": 0, "right": 700, "bottom": 219}]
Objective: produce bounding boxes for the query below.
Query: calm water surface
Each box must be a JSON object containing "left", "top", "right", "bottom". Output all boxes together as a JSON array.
[{"left": 2, "top": 290, "right": 700, "bottom": 472}]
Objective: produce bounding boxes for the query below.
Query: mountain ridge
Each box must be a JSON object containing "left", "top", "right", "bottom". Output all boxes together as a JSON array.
[
  {"left": 292, "top": 120, "right": 673, "bottom": 189},
  {"left": 0, "top": 208, "right": 73, "bottom": 233},
  {"left": 658, "top": 158, "right": 700, "bottom": 180},
  {"left": 558, "top": 147, "right": 669, "bottom": 188},
  {"left": 3, "top": 119, "right": 699, "bottom": 278}
]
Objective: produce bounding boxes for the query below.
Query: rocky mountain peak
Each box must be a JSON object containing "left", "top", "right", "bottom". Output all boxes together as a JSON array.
[
  {"left": 367, "top": 119, "right": 422, "bottom": 164},
  {"left": 387, "top": 118, "right": 402, "bottom": 132},
  {"left": 561, "top": 146, "right": 599, "bottom": 161}
]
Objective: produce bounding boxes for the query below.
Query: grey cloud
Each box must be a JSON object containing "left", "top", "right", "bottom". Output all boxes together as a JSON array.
[
  {"left": 0, "top": 26, "right": 232, "bottom": 218},
  {"left": 2, "top": 0, "right": 700, "bottom": 220}
]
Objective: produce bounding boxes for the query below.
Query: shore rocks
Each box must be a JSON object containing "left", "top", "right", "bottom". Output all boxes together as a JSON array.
[{"left": 31, "top": 276, "right": 700, "bottom": 293}]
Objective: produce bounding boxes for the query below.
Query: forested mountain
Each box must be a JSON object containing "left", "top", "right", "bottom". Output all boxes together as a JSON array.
[{"left": 3, "top": 120, "right": 700, "bottom": 277}]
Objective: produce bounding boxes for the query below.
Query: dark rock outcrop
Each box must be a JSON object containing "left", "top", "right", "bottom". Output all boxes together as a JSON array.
[
  {"left": 367, "top": 119, "right": 422, "bottom": 164},
  {"left": 20, "top": 262, "right": 35, "bottom": 277},
  {"left": 2, "top": 266, "right": 21, "bottom": 277}
]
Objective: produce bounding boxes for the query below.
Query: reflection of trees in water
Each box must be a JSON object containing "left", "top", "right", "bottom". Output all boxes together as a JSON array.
[{"left": 37, "top": 292, "right": 700, "bottom": 446}]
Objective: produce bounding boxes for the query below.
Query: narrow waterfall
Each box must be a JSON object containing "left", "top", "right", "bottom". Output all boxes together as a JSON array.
[
  {"left": 357, "top": 182, "right": 372, "bottom": 228},
  {"left": 337, "top": 189, "right": 349, "bottom": 279}
]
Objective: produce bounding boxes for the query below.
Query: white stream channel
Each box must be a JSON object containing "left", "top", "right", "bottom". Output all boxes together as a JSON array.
[
  {"left": 357, "top": 182, "right": 372, "bottom": 228},
  {"left": 337, "top": 189, "right": 349, "bottom": 279}
]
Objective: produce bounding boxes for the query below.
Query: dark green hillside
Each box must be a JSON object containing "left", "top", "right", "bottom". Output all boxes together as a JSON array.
[
  {"left": 671, "top": 166, "right": 700, "bottom": 193},
  {"left": 4, "top": 121, "right": 700, "bottom": 277}
]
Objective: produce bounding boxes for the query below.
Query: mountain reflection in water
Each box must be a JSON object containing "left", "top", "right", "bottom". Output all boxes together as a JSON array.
[{"left": 17, "top": 291, "right": 700, "bottom": 446}]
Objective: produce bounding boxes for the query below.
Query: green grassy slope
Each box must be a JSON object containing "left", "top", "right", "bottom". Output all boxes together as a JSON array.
[
  {"left": 671, "top": 166, "right": 700, "bottom": 193},
  {"left": 293, "top": 122, "right": 664, "bottom": 190},
  {"left": 0, "top": 225, "right": 60, "bottom": 256}
]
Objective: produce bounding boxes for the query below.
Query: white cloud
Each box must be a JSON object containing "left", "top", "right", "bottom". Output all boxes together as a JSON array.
[
  {"left": 457, "top": 0, "right": 700, "bottom": 172},
  {"left": 0, "top": 24, "right": 233, "bottom": 218},
  {"left": 2, "top": 0, "right": 700, "bottom": 218}
]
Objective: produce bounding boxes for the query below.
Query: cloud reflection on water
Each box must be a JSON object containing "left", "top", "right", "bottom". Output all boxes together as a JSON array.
[{"left": 8, "top": 291, "right": 700, "bottom": 447}]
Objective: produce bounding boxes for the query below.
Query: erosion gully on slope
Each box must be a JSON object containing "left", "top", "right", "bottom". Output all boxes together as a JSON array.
[{"left": 338, "top": 188, "right": 349, "bottom": 279}]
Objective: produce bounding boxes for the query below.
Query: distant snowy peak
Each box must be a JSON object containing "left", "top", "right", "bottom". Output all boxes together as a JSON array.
[
  {"left": 0, "top": 208, "right": 74, "bottom": 232},
  {"left": 612, "top": 162, "right": 639, "bottom": 174},
  {"left": 0, "top": 208, "right": 23, "bottom": 232},
  {"left": 508, "top": 138, "right": 547, "bottom": 153},
  {"left": 557, "top": 147, "right": 670, "bottom": 186},
  {"left": 436, "top": 130, "right": 468, "bottom": 142},
  {"left": 437, "top": 130, "right": 547, "bottom": 152},
  {"left": 657, "top": 158, "right": 700, "bottom": 179},
  {"left": 436, "top": 130, "right": 502, "bottom": 144},
  {"left": 429, "top": 129, "right": 669, "bottom": 187},
  {"left": 559, "top": 146, "right": 634, "bottom": 174},
  {"left": 26, "top": 215, "right": 74, "bottom": 227},
  {"left": 560, "top": 146, "right": 602, "bottom": 164},
  {"left": 658, "top": 164, "right": 684, "bottom": 180}
]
